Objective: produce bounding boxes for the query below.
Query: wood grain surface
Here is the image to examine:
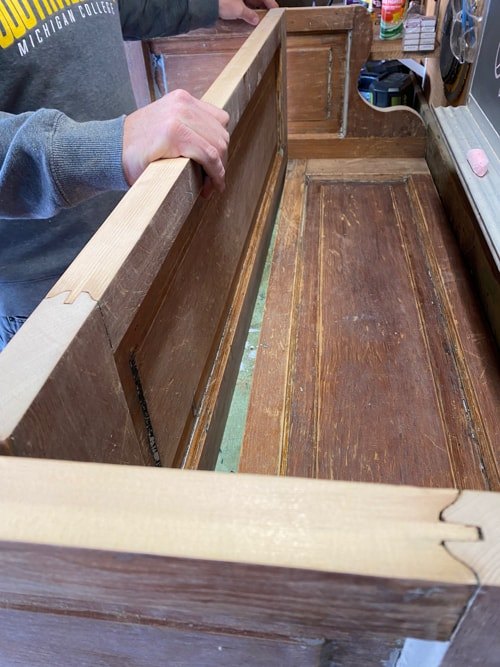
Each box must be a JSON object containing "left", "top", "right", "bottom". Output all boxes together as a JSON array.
[
  {"left": 0, "top": 294, "right": 145, "bottom": 463},
  {"left": 131, "top": 54, "right": 282, "bottom": 467},
  {"left": 0, "top": 458, "right": 478, "bottom": 645},
  {"left": 1, "top": 9, "right": 499, "bottom": 666},
  {"left": 0, "top": 608, "right": 326, "bottom": 667},
  {"left": 240, "top": 160, "right": 500, "bottom": 490}
]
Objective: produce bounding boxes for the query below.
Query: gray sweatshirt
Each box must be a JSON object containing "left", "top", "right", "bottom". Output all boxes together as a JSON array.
[{"left": 0, "top": 0, "right": 218, "bottom": 317}]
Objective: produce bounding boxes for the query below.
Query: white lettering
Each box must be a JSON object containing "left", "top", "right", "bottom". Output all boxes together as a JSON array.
[{"left": 17, "top": 37, "right": 28, "bottom": 54}]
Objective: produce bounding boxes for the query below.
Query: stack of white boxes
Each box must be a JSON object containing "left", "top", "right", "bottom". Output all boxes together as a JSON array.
[{"left": 403, "top": 12, "right": 437, "bottom": 52}]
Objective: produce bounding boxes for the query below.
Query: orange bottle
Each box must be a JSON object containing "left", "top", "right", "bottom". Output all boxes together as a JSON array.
[{"left": 380, "top": 0, "right": 408, "bottom": 39}]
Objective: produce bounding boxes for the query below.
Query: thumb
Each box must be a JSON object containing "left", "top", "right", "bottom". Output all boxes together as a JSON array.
[{"left": 240, "top": 5, "right": 259, "bottom": 25}]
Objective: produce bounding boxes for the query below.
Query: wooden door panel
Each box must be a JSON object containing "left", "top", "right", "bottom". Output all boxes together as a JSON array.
[
  {"left": 240, "top": 160, "right": 500, "bottom": 490},
  {"left": 287, "top": 33, "right": 346, "bottom": 133}
]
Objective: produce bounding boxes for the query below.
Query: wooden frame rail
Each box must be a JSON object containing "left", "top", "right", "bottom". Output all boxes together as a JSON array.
[{"left": 0, "top": 457, "right": 499, "bottom": 665}]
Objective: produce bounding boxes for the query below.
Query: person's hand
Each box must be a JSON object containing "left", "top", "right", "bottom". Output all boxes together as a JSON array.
[
  {"left": 123, "top": 89, "right": 230, "bottom": 198},
  {"left": 218, "top": 0, "right": 279, "bottom": 26}
]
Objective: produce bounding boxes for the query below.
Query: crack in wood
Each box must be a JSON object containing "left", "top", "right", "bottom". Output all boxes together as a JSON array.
[{"left": 129, "top": 355, "right": 161, "bottom": 466}]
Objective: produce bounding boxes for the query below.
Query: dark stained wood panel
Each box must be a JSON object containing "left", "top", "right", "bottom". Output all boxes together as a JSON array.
[
  {"left": 0, "top": 297, "right": 145, "bottom": 465},
  {"left": 286, "top": 33, "right": 347, "bottom": 134},
  {"left": 0, "top": 540, "right": 472, "bottom": 644},
  {"left": 134, "top": 60, "right": 281, "bottom": 467},
  {"left": 149, "top": 20, "right": 251, "bottom": 98},
  {"left": 241, "top": 167, "right": 499, "bottom": 489},
  {"left": 287, "top": 46, "right": 332, "bottom": 122},
  {"left": 409, "top": 174, "right": 500, "bottom": 485},
  {"left": 124, "top": 41, "right": 154, "bottom": 108},
  {"left": 291, "top": 180, "right": 453, "bottom": 485},
  {"left": 0, "top": 608, "right": 325, "bottom": 667},
  {"left": 157, "top": 53, "right": 234, "bottom": 99}
]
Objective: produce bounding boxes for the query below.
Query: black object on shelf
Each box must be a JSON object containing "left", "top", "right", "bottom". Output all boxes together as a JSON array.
[
  {"left": 358, "top": 60, "right": 415, "bottom": 108},
  {"left": 369, "top": 72, "right": 415, "bottom": 107}
]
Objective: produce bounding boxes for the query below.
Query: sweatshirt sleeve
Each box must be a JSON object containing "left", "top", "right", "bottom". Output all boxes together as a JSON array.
[
  {"left": 118, "top": 0, "right": 218, "bottom": 40},
  {"left": 0, "top": 109, "right": 128, "bottom": 220}
]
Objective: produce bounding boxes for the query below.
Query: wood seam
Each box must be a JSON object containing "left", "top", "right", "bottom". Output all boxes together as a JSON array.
[{"left": 440, "top": 490, "right": 485, "bottom": 644}]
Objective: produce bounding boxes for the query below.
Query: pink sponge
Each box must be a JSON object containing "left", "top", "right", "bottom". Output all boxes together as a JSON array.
[{"left": 467, "top": 148, "right": 489, "bottom": 177}]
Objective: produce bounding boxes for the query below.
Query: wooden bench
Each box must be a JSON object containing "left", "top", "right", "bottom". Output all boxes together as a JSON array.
[{"left": 0, "top": 8, "right": 499, "bottom": 666}]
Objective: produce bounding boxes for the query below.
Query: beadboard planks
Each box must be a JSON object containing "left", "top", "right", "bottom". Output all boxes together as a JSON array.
[{"left": 240, "top": 160, "right": 500, "bottom": 490}]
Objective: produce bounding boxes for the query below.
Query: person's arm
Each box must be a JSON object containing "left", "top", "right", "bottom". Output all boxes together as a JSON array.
[
  {"left": 1, "top": 97, "right": 230, "bottom": 218},
  {"left": 0, "top": 110, "right": 127, "bottom": 220},
  {"left": 218, "top": 0, "right": 279, "bottom": 25},
  {"left": 117, "top": 0, "right": 279, "bottom": 192},
  {"left": 1, "top": 0, "right": 275, "bottom": 220},
  {"left": 123, "top": 89, "right": 230, "bottom": 198},
  {"left": 118, "top": 0, "right": 279, "bottom": 39},
  {"left": 118, "top": 0, "right": 219, "bottom": 40}
]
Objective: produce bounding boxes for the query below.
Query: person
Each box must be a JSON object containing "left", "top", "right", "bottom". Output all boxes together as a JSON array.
[{"left": 0, "top": 0, "right": 278, "bottom": 351}]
